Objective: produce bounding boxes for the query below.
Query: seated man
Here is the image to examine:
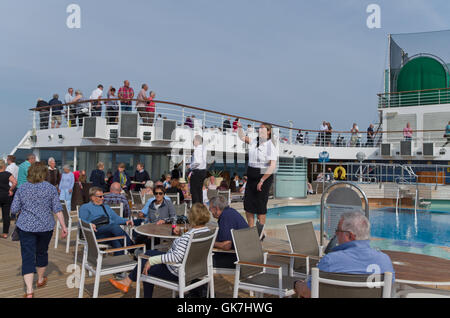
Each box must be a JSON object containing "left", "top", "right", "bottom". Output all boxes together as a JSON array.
[
  {"left": 209, "top": 195, "right": 249, "bottom": 268},
  {"left": 103, "top": 182, "right": 131, "bottom": 218},
  {"left": 294, "top": 212, "right": 395, "bottom": 298},
  {"left": 79, "top": 187, "right": 134, "bottom": 255}
]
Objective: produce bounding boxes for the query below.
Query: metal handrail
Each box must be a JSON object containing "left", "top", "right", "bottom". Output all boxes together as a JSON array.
[{"left": 319, "top": 181, "right": 370, "bottom": 247}]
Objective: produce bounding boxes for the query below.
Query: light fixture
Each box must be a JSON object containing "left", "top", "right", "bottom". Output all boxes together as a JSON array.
[
  {"left": 48, "top": 135, "right": 53, "bottom": 141},
  {"left": 58, "top": 134, "right": 65, "bottom": 141}
]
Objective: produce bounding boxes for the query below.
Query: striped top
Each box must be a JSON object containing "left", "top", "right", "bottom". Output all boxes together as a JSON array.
[{"left": 159, "top": 226, "right": 211, "bottom": 276}]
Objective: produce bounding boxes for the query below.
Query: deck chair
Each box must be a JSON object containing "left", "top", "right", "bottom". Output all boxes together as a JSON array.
[
  {"left": 174, "top": 203, "right": 187, "bottom": 216},
  {"left": 136, "top": 228, "right": 218, "bottom": 298},
  {"left": 311, "top": 267, "right": 393, "bottom": 298},
  {"left": 166, "top": 193, "right": 180, "bottom": 205},
  {"left": 78, "top": 219, "right": 145, "bottom": 298},
  {"left": 142, "top": 193, "right": 154, "bottom": 204},
  {"left": 231, "top": 227, "right": 306, "bottom": 298},
  {"left": 285, "top": 222, "right": 321, "bottom": 278},
  {"left": 218, "top": 189, "right": 231, "bottom": 205},
  {"left": 320, "top": 182, "right": 369, "bottom": 252},
  {"left": 207, "top": 189, "right": 218, "bottom": 201},
  {"left": 109, "top": 203, "right": 124, "bottom": 218},
  {"left": 130, "top": 190, "right": 143, "bottom": 207},
  {"left": 54, "top": 201, "right": 78, "bottom": 254}
]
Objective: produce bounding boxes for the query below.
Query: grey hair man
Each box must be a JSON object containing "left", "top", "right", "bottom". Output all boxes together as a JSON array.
[
  {"left": 103, "top": 182, "right": 131, "bottom": 218},
  {"left": 294, "top": 212, "right": 395, "bottom": 298},
  {"left": 209, "top": 196, "right": 249, "bottom": 268}
]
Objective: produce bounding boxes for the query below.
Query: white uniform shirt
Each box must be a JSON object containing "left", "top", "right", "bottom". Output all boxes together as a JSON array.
[
  {"left": 191, "top": 144, "right": 207, "bottom": 170},
  {"left": 6, "top": 163, "right": 19, "bottom": 187},
  {"left": 248, "top": 138, "right": 278, "bottom": 169}
]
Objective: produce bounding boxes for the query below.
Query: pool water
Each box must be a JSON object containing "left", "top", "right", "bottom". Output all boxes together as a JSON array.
[{"left": 267, "top": 205, "right": 450, "bottom": 259}]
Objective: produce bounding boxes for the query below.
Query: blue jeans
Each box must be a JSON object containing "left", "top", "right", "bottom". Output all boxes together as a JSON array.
[
  {"left": 128, "top": 250, "right": 178, "bottom": 298},
  {"left": 59, "top": 189, "right": 72, "bottom": 212},
  {"left": 18, "top": 229, "right": 53, "bottom": 276},
  {"left": 95, "top": 224, "right": 134, "bottom": 255}
]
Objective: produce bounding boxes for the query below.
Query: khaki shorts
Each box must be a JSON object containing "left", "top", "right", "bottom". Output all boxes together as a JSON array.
[{"left": 52, "top": 115, "right": 62, "bottom": 124}]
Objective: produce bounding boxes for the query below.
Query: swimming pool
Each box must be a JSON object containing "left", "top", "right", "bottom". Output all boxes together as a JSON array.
[{"left": 266, "top": 205, "right": 450, "bottom": 252}]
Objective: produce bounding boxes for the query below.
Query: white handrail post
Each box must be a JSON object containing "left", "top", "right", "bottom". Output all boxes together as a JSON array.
[
  {"left": 49, "top": 107, "right": 53, "bottom": 129},
  {"left": 181, "top": 107, "right": 185, "bottom": 126}
]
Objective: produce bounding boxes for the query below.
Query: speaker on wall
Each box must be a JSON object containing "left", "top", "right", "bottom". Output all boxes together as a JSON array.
[
  {"left": 423, "top": 143, "right": 434, "bottom": 156},
  {"left": 82, "top": 117, "right": 107, "bottom": 139},
  {"left": 154, "top": 119, "right": 176, "bottom": 141},
  {"left": 400, "top": 140, "right": 412, "bottom": 156},
  {"left": 119, "top": 113, "right": 139, "bottom": 138},
  {"left": 381, "top": 143, "right": 391, "bottom": 156}
]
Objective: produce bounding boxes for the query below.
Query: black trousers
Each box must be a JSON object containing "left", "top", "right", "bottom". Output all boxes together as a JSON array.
[
  {"left": 0, "top": 193, "right": 11, "bottom": 234},
  {"left": 190, "top": 169, "right": 206, "bottom": 205}
]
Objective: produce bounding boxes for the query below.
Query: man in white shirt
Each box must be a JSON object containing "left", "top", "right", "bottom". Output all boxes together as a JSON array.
[
  {"left": 64, "top": 88, "right": 74, "bottom": 123},
  {"left": 319, "top": 121, "right": 328, "bottom": 146},
  {"left": 6, "top": 155, "right": 19, "bottom": 188},
  {"left": 90, "top": 84, "right": 104, "bottom": 117},
  {"left": 189, "top": 134, "right": 207, "bottom": 204}
]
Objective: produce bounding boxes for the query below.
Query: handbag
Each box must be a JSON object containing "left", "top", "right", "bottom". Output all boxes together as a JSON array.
[
  {"left": 11, "top": 212, "right": 20, "bottom": 241},
  {"left": 91, "top": 205, "right": 110, "bottom": 228}
]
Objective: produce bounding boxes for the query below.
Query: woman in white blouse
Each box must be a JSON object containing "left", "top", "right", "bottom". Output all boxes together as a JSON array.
[{"left": 237, "top": 122, "right": 278, "bottom": 227}]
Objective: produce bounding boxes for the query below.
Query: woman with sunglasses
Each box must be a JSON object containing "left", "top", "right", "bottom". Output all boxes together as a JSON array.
[
  {"left": 78, "top": 187, "right": 134, "bottom": 255},
  {"left": 145, "top": 185, "right": 176, "bottom": 225}
]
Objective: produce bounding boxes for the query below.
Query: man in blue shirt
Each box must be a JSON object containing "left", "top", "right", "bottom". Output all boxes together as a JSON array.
[
  {"left": 79, "top": 186, "right": 134, "bottom": 255},
  {"left": 17, "top": 154, "right": 36, "bottom": 188},
  {"left": 209, "top": 195, "right": 249, "bottom": 268},
  {"left": 295, "top": 212, "right": 395, "bottom": 298}
]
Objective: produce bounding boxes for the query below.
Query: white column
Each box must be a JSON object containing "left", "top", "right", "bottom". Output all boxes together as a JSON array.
[{"left": 73, "top": 147, "right": 78, "bottom": 171}]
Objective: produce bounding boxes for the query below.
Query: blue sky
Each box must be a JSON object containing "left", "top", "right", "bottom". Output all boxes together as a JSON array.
[{"left": 1, "top": 0, "right": 450, "bottom": 154}]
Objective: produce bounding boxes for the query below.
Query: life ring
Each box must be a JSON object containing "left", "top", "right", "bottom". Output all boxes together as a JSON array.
[{"left": 334, "top": 166, "right": 346, "bottom": 180}]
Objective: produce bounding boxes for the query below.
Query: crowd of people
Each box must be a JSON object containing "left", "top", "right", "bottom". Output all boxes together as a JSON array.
[
  {"left": 0, "top": 121, "right": 397, "bottom": 299},
  {"left": 35, "top": 80, "right": 157, "bottom": 129}
]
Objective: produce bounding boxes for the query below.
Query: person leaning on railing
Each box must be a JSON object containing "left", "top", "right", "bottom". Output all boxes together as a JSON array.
[
  {"left": 403, "top": 122, "right": 413, "bottom": 142},
  {"left": 443, "top": 121, "right": 450, "bottom": 147},
  {"left": 10, "top": 162, "right": 68, "bottom": 298}
]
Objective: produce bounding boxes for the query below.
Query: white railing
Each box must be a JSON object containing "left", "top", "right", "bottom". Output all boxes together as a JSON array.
[{"left": 378, "top": 88, "right": 450, "bottom": 108}]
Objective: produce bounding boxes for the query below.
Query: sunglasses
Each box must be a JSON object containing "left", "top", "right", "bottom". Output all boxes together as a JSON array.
[
  {"left": 94, "top": 195, "right": 104, "bottom": 198},
  {"left": 155, "top": 192, "right": 164, "bottom": 195}
]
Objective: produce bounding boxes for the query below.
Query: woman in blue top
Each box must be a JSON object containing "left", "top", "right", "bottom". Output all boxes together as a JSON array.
[
  {"left": 59, "top": 165, "right": 75, "bottom": 212},
  {"left": 11, "top": 162, "right": 68, "bottom": 298}
]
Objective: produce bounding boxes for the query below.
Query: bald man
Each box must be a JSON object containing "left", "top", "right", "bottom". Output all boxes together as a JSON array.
[{"left": 103, "top": 182, "right": 131, "bottom": 218}]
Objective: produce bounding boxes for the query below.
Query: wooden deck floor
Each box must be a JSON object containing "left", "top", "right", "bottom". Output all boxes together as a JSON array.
[{"left": 0, "top": 225, "right": 292, "bottom": 298}]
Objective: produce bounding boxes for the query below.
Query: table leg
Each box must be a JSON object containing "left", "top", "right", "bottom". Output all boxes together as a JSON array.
[{"left": 151, "top": 237, "right": 155, "bottom": 250}]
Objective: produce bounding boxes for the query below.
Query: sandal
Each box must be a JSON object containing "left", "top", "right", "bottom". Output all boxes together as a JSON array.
[
  {"left": 23, "top": 293, "right": 34, "bottom": 298},
  {"left": 1, "top": 234, "right": 8, "bottom": 239},
  {"left": 36, "top": 276, "right": 48, "bottom": 288}
]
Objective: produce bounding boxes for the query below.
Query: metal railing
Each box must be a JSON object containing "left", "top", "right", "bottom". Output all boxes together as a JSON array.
[
  {"left": 30, "top": 98, "right": 449, "bottom": 148},
  {"left": 311, "top": 161, "right": 450, "bottom": 188},
  {"left": 378, "top": 87, "right": 450, "bottom": 108}
]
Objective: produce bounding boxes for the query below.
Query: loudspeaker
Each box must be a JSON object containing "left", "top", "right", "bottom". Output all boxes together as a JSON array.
[
  {"left": 83, "top": 117, "right": 107, "bottom": 139},
  {"left": 400, "top": 140, "right": 412, "bottom": 156},
  {"left": 423, "top": 143, "right": 434, "bottom": 156},
  {"left": 154, "top": 119, "right": 176, "bottom": 141},
  {"left": 119, "top": 113, "right": 139, "bottom": 138},
  {"left": 381, "top": 144, "right": 391, "bottom": 156}
]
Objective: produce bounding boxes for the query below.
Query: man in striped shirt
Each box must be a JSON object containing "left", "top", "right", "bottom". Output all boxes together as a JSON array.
[{"left": 109, "top": 203, "right": 212, "bottom": 298}]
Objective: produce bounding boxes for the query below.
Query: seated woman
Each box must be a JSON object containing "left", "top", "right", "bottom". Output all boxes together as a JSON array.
[
  {"left": 180, "top": 179, "right": 191, "bottom": 201},
  {"left": 207, "top": 176, "right": 217, "bottom": 190},
  {"left": 109, "top": 203, "right": 212, "bottom": 297},
  {"left": 166, "top": 178, "right": 185, "bottom": 203},
  {"left": 217, "top": 180, "right": 229, "bottom": 191},
  {"left": 141, "top": 185, "right": 176, "bottom": 224},
  {"left": 78, "top": 187, "right": 134, "bottom": 255},
  {"left": 140, "top": 180, "right": 154, "bottom": 196}
]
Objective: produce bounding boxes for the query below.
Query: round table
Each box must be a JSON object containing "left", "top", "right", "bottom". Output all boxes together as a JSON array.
[
  {"left": 134, "top": 223, "right": 189, "bottom": 250},
  {"left": 382, "top": 250, "right": 450, "bottom": 291}
]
